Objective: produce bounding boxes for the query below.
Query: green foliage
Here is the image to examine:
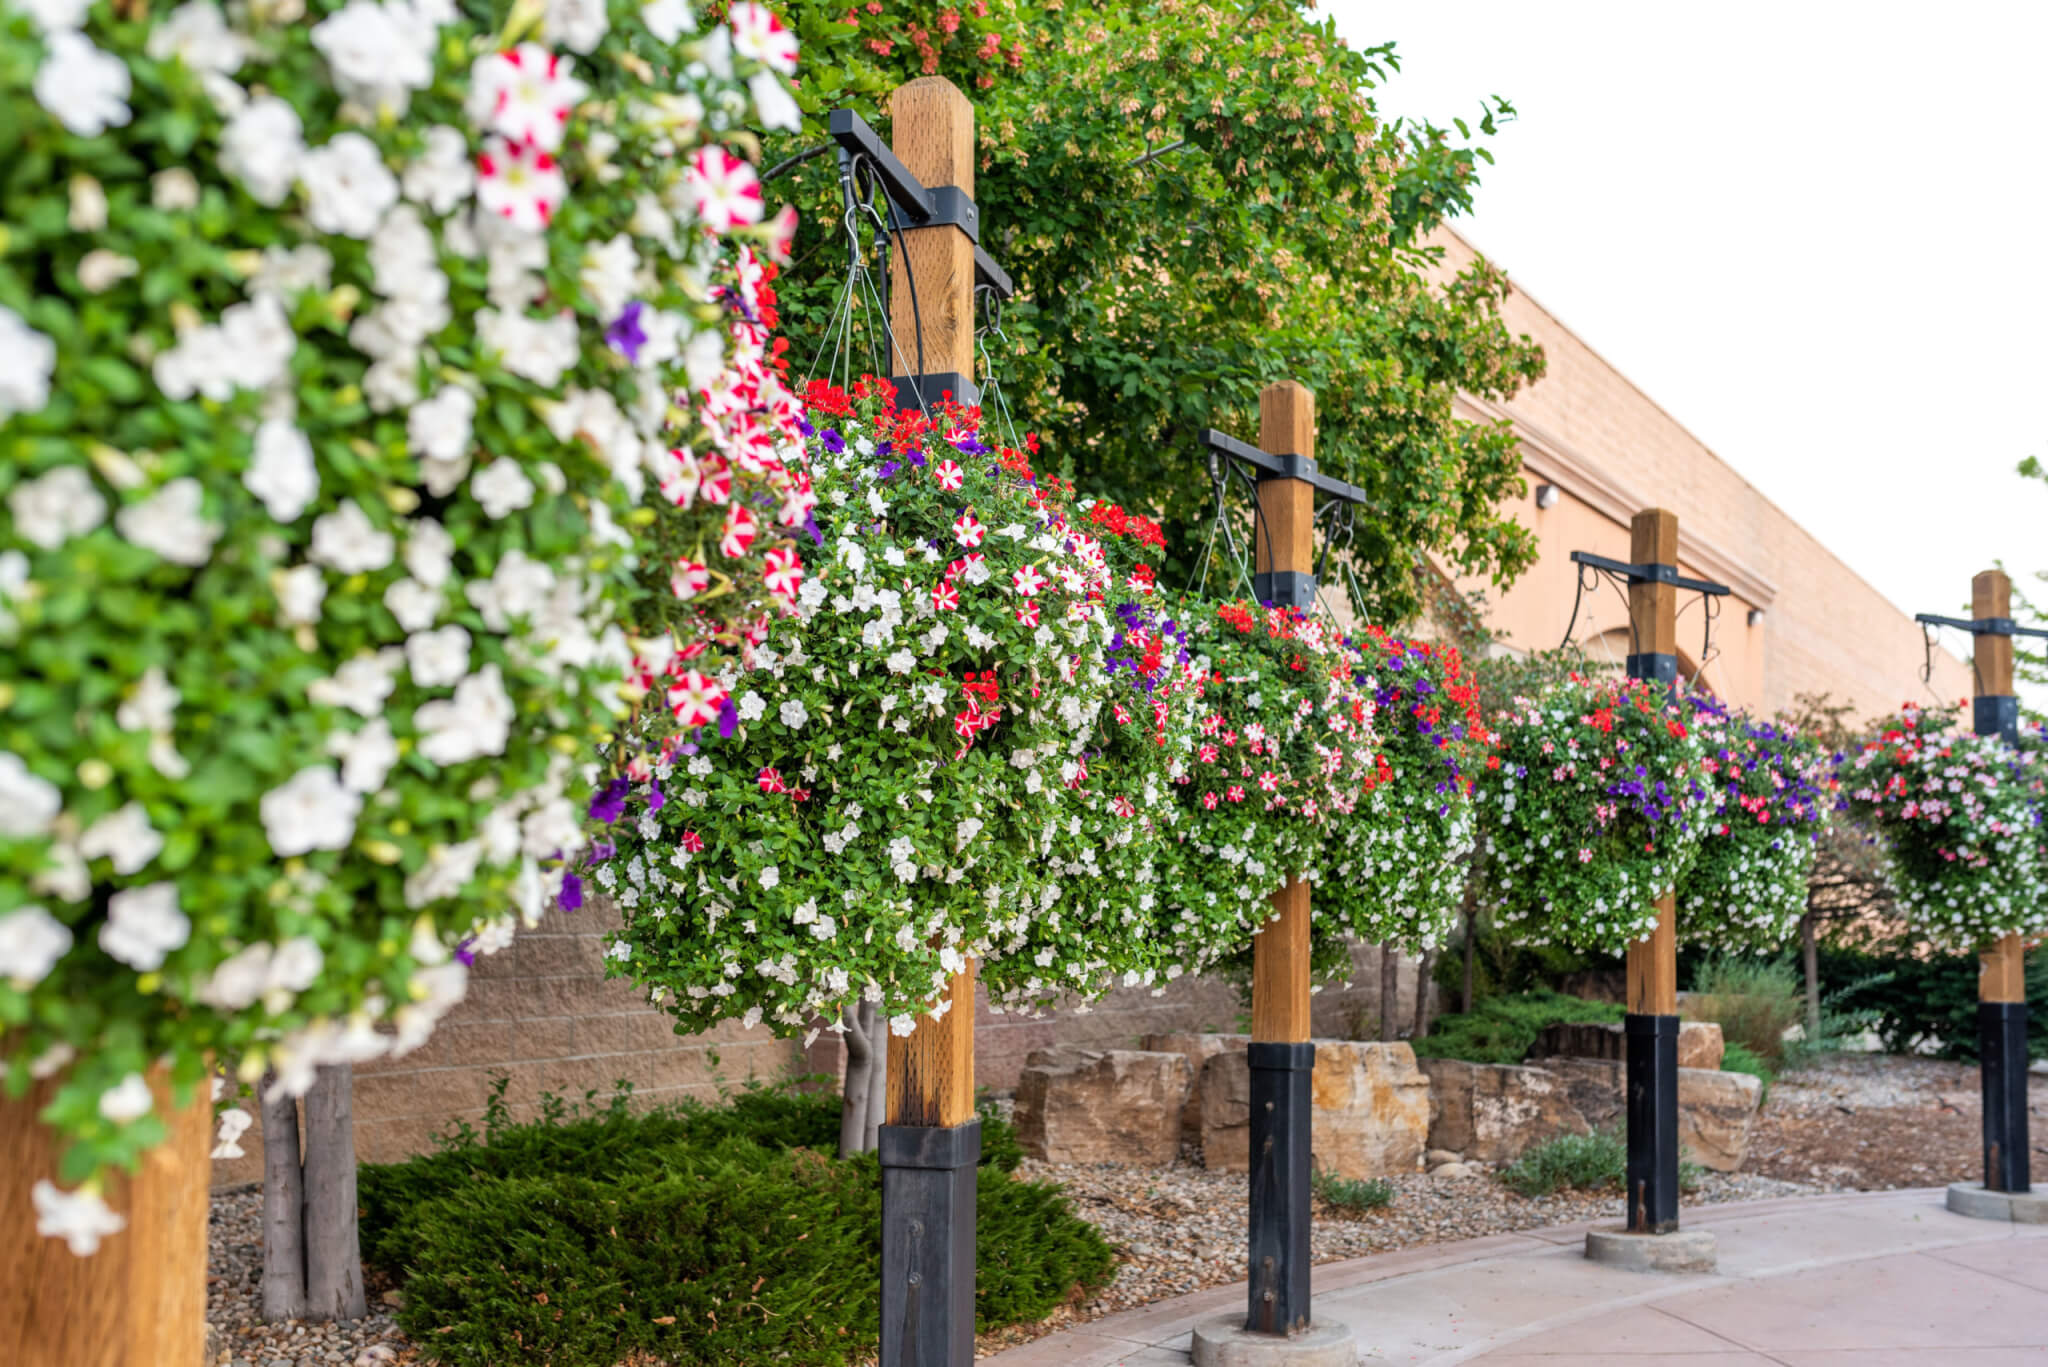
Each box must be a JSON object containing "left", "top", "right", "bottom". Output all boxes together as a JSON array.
[
  {"left": 767, "top": 0, "right": 1546, "bottom": 629},
  {"left": 1685, "top": 954, "right": 1804, "bottom": 1067},
  {"left": 1718, "top": 1041, "right": 1774, "bottom": 1105},
  {"left": 1311, "top": 1169, "right": 1395, "bottom": 1213},
  {"left": 362, "top": 1080, "right": 1104, "bottom": 1365},
  {"left": 1817, "top": 941, "right": 2048, "bottom": 1062},
  {"left": 1409, "top": 990, "right": 1623, "bottom": 1065},
  {"left": 1499, "top": 1129, "right": 1699, "bottom": 1199}
]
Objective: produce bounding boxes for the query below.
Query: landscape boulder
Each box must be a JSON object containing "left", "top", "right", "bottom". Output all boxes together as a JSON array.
[
  {"left": 1548, "top": 1058, "right": 1762, "bottom": 1171},
  {"left": 1199, "top": 1040, "right": 1431, "bottom": 1179},
  {"left": 1419, "top": 1057, "right": 1589, "bottom": 1163},
  {"left": 1142, "top": 1031, "right": 1246, "bottom": 1143},
  {"left": 1014, "top": 1046, "right": 1191, "bottom": 1166},
  {"left": 1526, "top": 1020, "right": 1726, "bottom": 1071}
]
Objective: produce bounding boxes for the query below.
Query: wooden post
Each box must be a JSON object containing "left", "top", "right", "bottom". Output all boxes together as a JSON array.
[
  {"left": 878, "top": 74, "right": 981, "bottom": 1367},
  {"left": 1244, "top": 380, "right": 1320, "bottom": 1336},
  {"left": 886, "top": 77, "right": 978, "bottom": 410},
  {"left": 1624, "top": 508, "right": 1683, "bottom": 1235},
  {"left": 1, "top": 1065, "right": 209, "bottom": 1367},
  {"left": 1970, "top": 568, "right": 2031, "bottom": 1194}
]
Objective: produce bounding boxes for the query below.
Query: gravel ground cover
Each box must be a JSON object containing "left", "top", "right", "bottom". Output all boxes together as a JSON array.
[{"left": 206, "top": 1185, "right": 409, "bottom": 1367}]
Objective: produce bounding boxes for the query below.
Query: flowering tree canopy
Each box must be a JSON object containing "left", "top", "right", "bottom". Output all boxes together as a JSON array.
[
  {"left": 594, "top": 380, "right": 1190, "bottom": 1036},
  {"left": 0, "top": 0, "right": 800, "bottom": 1252},
  {"left": 1677, "top": 696, "right": 1832, "bottom": 950},
  {"left": 1474, "top": 676, "right": 1712, "bottom": 954},
  {"left": 1841, "top": 704, "right": 2048, "bottom": 952}
]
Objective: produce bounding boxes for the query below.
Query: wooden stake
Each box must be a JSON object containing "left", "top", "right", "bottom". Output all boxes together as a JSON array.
[
  {"left": 886, "top": 77, "right": 977, "bottom": 393},
  {"left": 1, "top": 1064, "right": 209, "bottom": 1367},
  {"left": 1973, "top": 570, "right": 2026, "bottom": 1006},
  {"left": 1625, "top": 507, "right": 1680, "bottom": 1018},
  {"left": 1250, "top": 380, "right": 1316, "bottom": 1046}
]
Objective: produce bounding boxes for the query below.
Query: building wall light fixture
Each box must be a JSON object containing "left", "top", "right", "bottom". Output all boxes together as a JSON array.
[
  {"left": 1534, "top": 483, "right": 1559, "bottom": 510},
  {"left": 1747, "top": 608, "right": 1766, "bottom": 627}
]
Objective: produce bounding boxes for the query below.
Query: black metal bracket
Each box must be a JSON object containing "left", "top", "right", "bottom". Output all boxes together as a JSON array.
[
  {"left": 1569, "top": 550, "right": 1730, "bottom": 599},
  {"left": 1975, "top": 695, "right": 2020, "bottom": 741},
  {"left": 1253, "top": 571, "right": 1316, "bottom": 609},
  {"left": 828, "top": 109, "right": 1014, "bottom": 299},
  {"left": 1199, "top": 428, "right": 1369, "bottom": 507},
  {"left": 890, "top": 372, "right": 979, "bottom": 411},
  {"left": 1627, "top": 653, "right": 1678, "bottom": 686},
  {"left": 1914, "top": 611, "right": 2048, "bottom": 641}
]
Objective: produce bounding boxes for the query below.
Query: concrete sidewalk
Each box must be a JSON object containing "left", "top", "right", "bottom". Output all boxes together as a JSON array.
[{"left": 984, "top": 1189, "right": 2048, "bottom": 1365}]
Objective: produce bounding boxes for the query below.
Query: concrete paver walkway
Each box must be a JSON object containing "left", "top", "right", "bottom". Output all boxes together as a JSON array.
[{"left": 985, "top": 1189, "right": 2048, "bottom": 1365}]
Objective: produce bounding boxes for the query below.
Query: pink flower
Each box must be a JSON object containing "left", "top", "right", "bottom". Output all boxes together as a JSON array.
[
  {"left": 1257, "top": 771, "right": 1279, "bottom": 792},
  {"left": 476, "top": 136, "right": 567, "bottom": 231},
  {"left": 719, "top": 504, "right": 758, "bottom": 558},
  {"left": 671, "top": 558, "right": 710, "bottom": 599},
  {"left": 952, "top": 511, "right": 984, "bottom": 547},
  {"left": 729, "top": 1, "right": 799, "bottom": 75},
  {"left": 1201, "top": 791, "right": 1219, "bottom": 810},
  {"left": 934, "top": 459, "right": 964, "bottom": 491},
  {"left": 763, "top": 546, "right": 803, "bottom": 600},
  {"left": 679, "top": 830, "right": 704, "bottom": 853},
  {"left": 758, "top": 766, "right": 787, "bottom": 794},
  {"left": 686, "top": 146, "right": 764, "bottom": 233},
  {"left": 1226, "top": 784, "right": 1246, "bottom": 803},
  {"left": 932, "top": 581, "right": 960, "bottom": 612},
  {"left": 1011, "top": 564, "right": 1047, "bottom": 597},
  {"left": 667, "top": 670, "right": 727, "bottom": 727},
  {"left": 472, "top": 45, "right": 587, "bottom": 153}
]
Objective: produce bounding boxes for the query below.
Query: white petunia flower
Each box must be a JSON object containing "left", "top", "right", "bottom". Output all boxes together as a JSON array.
[
  {"left": 299, "top": 132, "right": 400, "bottom": 239},
  {"left": 248, "top": 243, "right": 332, "bottom": 299},
  {"left": 402, "top": 517, "right": 456, "bottom": 586},
  {"left": 307, "top": 648, "right": 402, "bottom": 716},
  {"left": 475, "top": 307, "right": 579, "bottom": 388},
  {"left": 310, "top": 0, "right": 437, "bottom": 115},
  {"left": 640, "top": 0, "right": 693, "bottom": 41},
  {"left": 196, "top": 942, "right": 274, "bottom": 1011},
  {"left": 98, "top": 1072, "right": 155, "bottom": 1123},
  {"left": 405, "top": 623, "right": 470, "bottom": 687},
  {"left": 543, "top": 0, "right": 608, "bottom": 52},
  {"left": 211, "top": 1108, "right": 253, "bottom": 1160},
  {"left": 34, "top": 1181, "right": 125, "bottom": 1256},
  {"left": 309, "top": 500, "right": 395, "bottom": 573},
  {"left": 272, "top": 563, "right": 326, "bottom": 626},
  {"left": 117, "top": 478, "right": 221, "bottom": 565},
  {"left": 779, "top": 699, "right": 808, "bottom": 730},
  {"left": 0, "top": 906, "right": 72, "bottom": 988},
  {"left": 17, "top": 0, "right": 89, "bottom": 30},
  {"left": 219, "top": 95, "right": 305, "bottom": 206},
  {"left": 330, "top": 716, "right": 399, "bottom": 794},
  {"left": 407, "top": 386, "right": 476, "bottom": 494},
  {"left": 413, "top": 664, "right": 515, "bottom": 766},
  {"left": 243, "top": 417, "right": 319, "bottom": 522},
  {"left": 116, "top": 666, "right": 179, "bottom": 733},
  {"left": 748, "top": 70, "right": 800, "bottom": 132},
  {"left": 8, "top": 464, "right": 104, "bottom": 549},
  {"left": 259, "top": 766, "right": 362, "bottom": 856},
  {"left": 577, "top": 234, "right": 639, "bottom": 320},
  {"left": 79, "top": 802, "right": 163, "bottom": 875},
  {"left": 470, "top": 460, "right": 535, "bottom": 520},
  {"left": 464, "top": 549, "right": 553, "bottom": 630},
  {"left": 147, "top": 2, "right": 247, "bottom": 76},
  {"left": 383, "top": 577, "right": 440, "bottom": 631},
  {"left": 77, "top": 249, "right": 139, "bottom": 293},
  {"left": 98, "top": 883, "right": 191, "bottom": 971},
  {"left": 401, "top": 124, "right": 475, "bottom": 214},
  {"left": 34, "top": 32, "right": 132, "bottom": 137}
]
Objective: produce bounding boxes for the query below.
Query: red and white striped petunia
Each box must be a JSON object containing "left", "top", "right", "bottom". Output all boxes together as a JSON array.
[
  {"left": 686, "top": 145, "right": 764, "bottom": 233},
  {"left": 1226, "top": 784, "right": 1247, "bottom": 803},
  {"left": 1257, "top": 772, "right": 1280, "bottom": 792},
  {"left": 1015, "top": 599, "right": 1040, "bottom": 627},
  {"left": 473, "top": 44, "right": 587, "bottom": 152},
  {"left": 1011, "top": 564, "right": 1048, "bottom": 597},
  {"left": 670, "top": 558, "right": 710, "bottom": 600},
  {"left": 1201, "top": 791, "right": 1219, "bottom": 810},
  {"left": 763, "top": 546, "right": 803, "bottom": 600},
  {"left": 697, "top": 454, "right": 733, "bottom": 506},
  {"left": 679, "top": 830, "right": 704, "bottom": 853},
  {"left": 933, "top": 459, "right": 965, "bottom": 491},
  {"left": 758, "top": 766, "right": 788, "bottom": 794},
  {"left": 476, "top": 136, "right": 568, "bottom": 231},
  {"left": 952, "top": 511, "right": 985, "bottom": 548},
  {"left": 719, "top": 503, "right": 758, "bottom": 558},
  {"left": 931, "top": 581, "right": 960, "bottom": 612},
  {"left": 666, "top": 670, "right": 727, "bottom": 727},
  {"left": 729, "top": 1, "right": 799, "bottom": 74}
]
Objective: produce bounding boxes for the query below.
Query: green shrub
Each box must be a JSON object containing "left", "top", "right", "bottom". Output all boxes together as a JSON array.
[
  {"left": 1818, "top": 941, "right": 2048, "bottom": 1061},
  {"left": 361, "top": 1079, "right": 1100, "bottom": 1365},
  {"left": 1686, "top": 954, "right": 1804, "bottom": 1066},
  {"left": 1498, "top": 1130, "right": 1700, "bottom": 1199},
  {"left": 1410, "top": 991, "right": 1624, "bottom": 1065},
  {"left": 1719, "top": 1041, "right": 1775, "bottom": 1105},
  {"left": 1311, "top": 1169, "right": 1395, "bottom": 1213}
]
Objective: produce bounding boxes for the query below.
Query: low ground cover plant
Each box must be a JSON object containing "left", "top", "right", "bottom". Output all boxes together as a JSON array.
[
  {"left": 1498, "top": 1129, "right": 1700, "bottom": 1199},
  {"left": 1311, "top": 1169, "right": 1395, "bottom": 1214},
  {"left": 358, "top": 1080, "right": 1109, "bottom": 1365},
  {"left": 1409, "top": 990, "right": 1624, "bottom": 1065}
]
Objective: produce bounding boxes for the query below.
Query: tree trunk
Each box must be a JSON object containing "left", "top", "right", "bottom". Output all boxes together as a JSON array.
[
  {"left": 839, "top": 1000, "right": 873, "bottom": 1160},
  {"left": 259, "top": 1078, "right": 307, "bottom": 1322},
  {"left": 1800, "top": 910, "right": 1823, "bottom": 1042},
  {"left": 1412, "top": 947, "right": 1437, "bottom": 1040},
  {"left": 302, "top": 1065, "right": 366, "bottom": 1321},
  {"left": 1379, "top": 945, "right": 1400, "bottom": 1040},
  {"left": 863, "top": 1012, "right": 887, "bottom": 1152}
]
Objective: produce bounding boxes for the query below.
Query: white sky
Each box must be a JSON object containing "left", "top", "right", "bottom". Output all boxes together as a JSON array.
[{"left": 1326, "top": 0, "right": 2048, "bottom": 646}]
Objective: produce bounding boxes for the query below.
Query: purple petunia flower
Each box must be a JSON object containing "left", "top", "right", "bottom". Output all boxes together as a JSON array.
[
  {"left": 647, "top": 782, "right": 665, "bottom": 813},
  {"left": 558, "top": 873, "right": 584, "bottom": 912},
  {"left": 717, "top": 695, "right": 740, "bottom": 739},
  {"left": 589, "top": 777, "right": 633, "bottom": 824},
  {"left": 821, "top": 428, "right": 846, "bottom": 454},
  {"left": 604, "top": 301, "right": 649, "bottom": 363},
  {"left": 454, "top": 937, "right": 478, "bottom": 967}
]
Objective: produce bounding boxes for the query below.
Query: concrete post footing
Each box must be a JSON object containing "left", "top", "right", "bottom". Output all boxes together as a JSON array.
[
  {"left": 1946, "top": 1181, "right": 2048, "bottom": 1223},
  {"left": 1583, "top": 1225, "right": 1718, "bottom": 1273},
  {"left": 1189, "top": 1314, "right": 1357, "bottom": 1366}
]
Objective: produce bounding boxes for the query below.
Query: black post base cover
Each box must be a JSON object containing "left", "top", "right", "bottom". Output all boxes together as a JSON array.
[
  {"left": 1980, "top": 1002, "right": 2032, "bottom": 1193},
  {"left": 1245, "top": 1041, "right": 1315, "bottom": 1335},
  {"left": 880, "top": 1119, "right": 980, "bottom": 1367},
  {"left": 891, "top": 372, "right": 981, "bottom": 411},
  {"left": 1625, "top": 1013, "right": 1680, "bottom": 1234}
]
